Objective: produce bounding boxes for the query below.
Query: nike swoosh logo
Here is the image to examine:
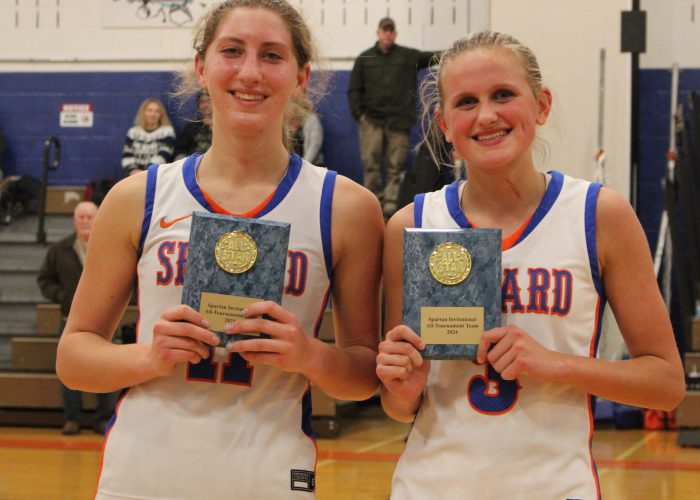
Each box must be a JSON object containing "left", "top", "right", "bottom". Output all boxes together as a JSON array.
[{"left": 159, "top": 214, "right": 192, "bottom": 228}]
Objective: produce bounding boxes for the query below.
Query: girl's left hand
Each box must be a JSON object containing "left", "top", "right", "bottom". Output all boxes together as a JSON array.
[
  {"left": 476, "top": 325, "right": 565, "bottom": 382},
  {"left": 224, "top": 301, "right": 313, "bottom": 375}
]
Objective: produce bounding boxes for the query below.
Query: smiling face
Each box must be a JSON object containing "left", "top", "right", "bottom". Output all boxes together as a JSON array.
[
  {"left": 436, "top": 47, "right": 551, "bottom": 173},
  {"left": 195, "top": 7, "right": 309, "bottom": 141}
]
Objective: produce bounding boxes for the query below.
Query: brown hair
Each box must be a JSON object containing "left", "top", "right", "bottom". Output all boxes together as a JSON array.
[
  {"left": 175, "top": 0, "right": 325, "bottom": 148},
  {"left": 134, "top": 97, "right": 172, "bottom": 130},
  {"left": 420, "top": 31, "right": 549, "bottom": 167}
]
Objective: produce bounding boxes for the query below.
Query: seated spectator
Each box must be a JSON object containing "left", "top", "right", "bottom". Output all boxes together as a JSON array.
[
  {"left": 174, "top": 93, "right": 212, "bottom": 160},
  {"left": 37, "top": 201, "right": 117, "bottom": 435},
  {"left": 121, "top": 97, "right": 175, "bottom": 176},
  {"left": 0, "top": 175, "right": 41, "bottom": 226}
]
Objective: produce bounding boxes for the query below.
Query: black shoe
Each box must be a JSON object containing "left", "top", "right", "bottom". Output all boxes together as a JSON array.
[{"left": 62, "top": 421, "right": 81, "bottom": 435}]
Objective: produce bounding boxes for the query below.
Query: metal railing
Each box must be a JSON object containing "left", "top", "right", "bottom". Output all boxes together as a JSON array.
[{"left": 37, "top": 136, "right": 61, "bottom": 244}]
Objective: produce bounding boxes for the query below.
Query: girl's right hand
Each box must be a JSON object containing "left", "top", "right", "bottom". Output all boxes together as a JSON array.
[
  {"left": 376, "top": 325, "right": 430, "bottom": 401},
  {"left": 150, "top": 305, "right": 221, "bottom": 377}
]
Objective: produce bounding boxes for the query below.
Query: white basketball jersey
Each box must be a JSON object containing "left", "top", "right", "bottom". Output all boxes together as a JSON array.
[
  {"left": 97, "top": 154, "right": 334, "bottom": 499},
  {"left": 391, "top": 171, "right": 603, "bottom": 500}
]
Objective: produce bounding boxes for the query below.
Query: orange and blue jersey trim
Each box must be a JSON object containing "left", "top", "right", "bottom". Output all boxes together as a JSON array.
[
  {"left": 137, "top": 150, "right": 335, "bottom": 306},
  {"left": 414, "top": 192, "right": 426, "bottom": 227},
  {"left": 137, "top": 163, "right": 160, "bottom": 257},
  {"left": 414, "top": 172, "right": 565, "bottom": 250},
  {"left": 182, "top": 152, "right": 303, "bottom": 218},
  {"left": 183, "top": 153, "right": 334, "bottom": 282},
  {"left": 584, "top": 180, "right": 604, "bottom": 298},
  {"left": 587, "top": 296, "right": 605, "bottom": 499},
  {"left": 435, "top": 170, "right": 566, "bottom": 251},
  {"left": 320, "top": 171, "right": 336, "bottom": 281}
]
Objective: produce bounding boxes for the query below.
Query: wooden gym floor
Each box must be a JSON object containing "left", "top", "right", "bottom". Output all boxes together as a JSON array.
[{"left": 1, "top": 400, "right": 699, "bottom": 499}]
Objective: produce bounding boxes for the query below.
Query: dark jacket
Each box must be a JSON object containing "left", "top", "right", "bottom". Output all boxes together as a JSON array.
[
  {"left": 348, "top": 43, "right": 439, "bottom": 131},
  {"left": 174, "top": 120, "right": 212, "bottom": 160},
  {"left": 37, "top": 233, "right": 82, "bottom": 317}
]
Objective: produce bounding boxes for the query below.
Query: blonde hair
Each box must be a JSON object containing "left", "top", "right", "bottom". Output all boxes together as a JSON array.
[
  {"left": 174, "top": 0, "right": 326, "bottom": 149},
  {"left": 134, "top": 97, "right": 172, "bottom": 129},
  {"left": 420, "top": 31, "right": 550, "bottom": 167}
]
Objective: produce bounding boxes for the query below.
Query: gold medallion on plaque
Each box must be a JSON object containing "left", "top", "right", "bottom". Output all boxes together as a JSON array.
[
  {"left": 214, "top": 231, "right": 257, "bottom": 274},
  {"left": 429, "top": 242, "right": 471, "bottom": 285}
]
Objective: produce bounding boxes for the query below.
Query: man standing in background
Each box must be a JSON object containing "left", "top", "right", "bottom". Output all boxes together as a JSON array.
[
  {"left": 37, "top": 201, "right": 117, "bottom": 435},
  {"left": 348, "top": 17, "right": 439, "bottom": 218}
]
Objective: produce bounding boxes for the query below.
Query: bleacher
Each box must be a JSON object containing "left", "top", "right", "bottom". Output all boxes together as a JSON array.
[{"left": 0, "top": 187, "right": 83, "bottom": 425}]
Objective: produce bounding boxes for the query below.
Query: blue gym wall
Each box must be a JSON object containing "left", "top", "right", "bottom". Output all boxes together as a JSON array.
[
  {"left": 0, "top": 68, "right": 694, "bottom": 246},
  {"left": 0, "top": 72, "right": 176, "bottom": 184},
  {"left": 639, "top": 69, "right": 673, "bottom": 250},
  {"left": 0, "top": 71, "right": 365, "bottom": 187}
]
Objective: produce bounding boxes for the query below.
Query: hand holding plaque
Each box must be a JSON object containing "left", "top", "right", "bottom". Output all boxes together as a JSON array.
[
  {"left": 182, "top": 212, "right": 290, "bottom": 347},
  {"left": 403, "top": 228, "right": 501, "bottom": 360}
]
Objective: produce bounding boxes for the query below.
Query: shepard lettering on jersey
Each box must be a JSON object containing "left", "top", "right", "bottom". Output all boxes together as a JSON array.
[
  {"left": 156, "top": 241, "right": 188, "bottom": 286},
  {"left": 154, "top": 241, "right": 309, "bottom": 297},
  {"left": 502, "top": 267, "right": 573, "bottom": 316}
]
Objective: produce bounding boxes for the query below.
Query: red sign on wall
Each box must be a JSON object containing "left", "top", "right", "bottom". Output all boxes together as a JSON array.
[{"left": 60, "top": 103, "right": 94, "bottom": 127}]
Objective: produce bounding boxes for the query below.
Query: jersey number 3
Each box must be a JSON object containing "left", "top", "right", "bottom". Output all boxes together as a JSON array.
[{"left": 468, "top": 364, "right": 520, "bottom": 414}]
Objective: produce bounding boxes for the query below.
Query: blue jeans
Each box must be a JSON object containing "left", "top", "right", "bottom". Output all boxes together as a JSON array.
[{"left": 62, "top": 385, "right": 118, "bottom": 424}]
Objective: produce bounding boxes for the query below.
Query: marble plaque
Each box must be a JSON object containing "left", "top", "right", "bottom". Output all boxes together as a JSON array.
[
  {"left": 182, "top": 212, "right": 290, "bottom": 346},
  {"left": 403, "top": 228, "right": 501, "bottom": 360}
]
